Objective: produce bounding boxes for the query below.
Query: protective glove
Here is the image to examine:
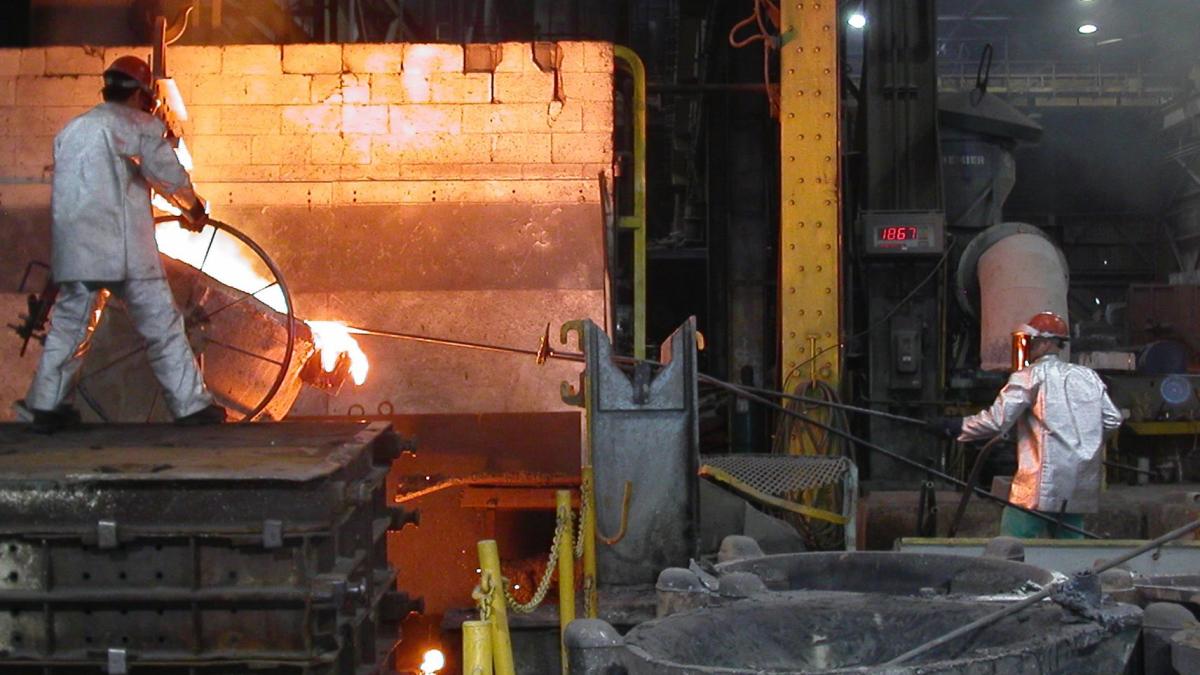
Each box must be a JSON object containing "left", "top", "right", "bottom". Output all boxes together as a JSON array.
[
  {"left": 927, "top": 416, "right": 963, "bottom": 439},
  {"left": 182, "top": 198, "right": 209, "bottom": 233}
]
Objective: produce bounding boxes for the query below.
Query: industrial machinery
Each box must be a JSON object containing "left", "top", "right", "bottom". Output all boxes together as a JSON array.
[
  {"left": 0, "top": 421, "right": 411, "bottom": 674},
  {"left": 850, "top": 1, "right": 1048, "bottom": 486},
  {"left": 1, "top": 0, "right": 1199, "bottom": 672}
]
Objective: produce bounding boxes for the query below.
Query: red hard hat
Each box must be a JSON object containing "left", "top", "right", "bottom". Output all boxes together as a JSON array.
[
  {"left": 1023, "top": 311, "right": 1069, "bottom": 339},
  {"left": 104, "top": 55, "right": 154, "bottom": 95}
]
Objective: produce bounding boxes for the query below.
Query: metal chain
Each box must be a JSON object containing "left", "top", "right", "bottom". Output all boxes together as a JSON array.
[
  {"left": 582, "top": 576, "right": 595, "bottom": 618},
  {"left": 503, "top": 503, "right": 571, "bottom": 614},
  {"left": 574, "top": 485, "right": 588, "bottom": 560},
  {"left": 471, "top": 573, "right": 494, "bottom": 622}
]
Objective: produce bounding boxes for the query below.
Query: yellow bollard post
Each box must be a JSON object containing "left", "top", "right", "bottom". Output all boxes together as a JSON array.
[
  {"left": 477, "top": 540, "right": 516, "bottom": 675},
  {"left": 462, "top": 620, "right": 494, "bottom": 675},
  {"left": 581, "top": 466, "right": 599, "bottom": 618},
  {"left": 556, "top": 490, "right": 576, "bottom": 673}
]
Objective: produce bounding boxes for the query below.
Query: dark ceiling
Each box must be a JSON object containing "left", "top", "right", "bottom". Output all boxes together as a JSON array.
[{"left": 929, "top": 0, "right": 1200, "bottom": 73}]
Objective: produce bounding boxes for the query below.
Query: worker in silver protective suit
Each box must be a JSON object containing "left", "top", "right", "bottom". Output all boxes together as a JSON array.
[
  {"left": 931, "top": 312, "right": 1123, "bottom": 538},
  {"left": 19, "top": 56, "right": 226, "bottom": 433}
]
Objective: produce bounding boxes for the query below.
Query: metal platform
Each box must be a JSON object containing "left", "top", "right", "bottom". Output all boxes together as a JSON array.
[{"left": 0, "top": 421, "right": 411, "bottom": 674}]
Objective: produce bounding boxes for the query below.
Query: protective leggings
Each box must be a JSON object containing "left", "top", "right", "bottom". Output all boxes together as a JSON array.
[{"left": 25, "top": 279, "right": 213, "bottom": 418}]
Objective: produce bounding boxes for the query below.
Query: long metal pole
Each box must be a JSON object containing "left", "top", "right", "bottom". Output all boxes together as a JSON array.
[
  {"left": 946, "top": 436, "right": 1001, "bottom": 537},
  {"left": 347, "top": 323, "right": 1109, "bottom": 535},
  {"left": 726, "top": 381, "right": 1154, "bottom": 477},
  {"left": 697, "top": 375, "right": 1102, "bottom": 539},
  {"left": 349, "top": 325, "right": 549, "bottom": 359},
  {"left": 729, "top": 382, "right": 933, "bottom": 427},
  {"left": 886, "top": 517, "right": 1200, "bottom": 667}
]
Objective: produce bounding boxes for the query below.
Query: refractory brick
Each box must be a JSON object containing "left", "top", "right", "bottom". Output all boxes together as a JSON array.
[
  {"left": 311, "top": 74, "right": 369, "bottom": 104},
  {"left": 283, "top": 44, "right": 343, "bottom": 74},
  {"left": 44, "top": 46, "right": 105, "bottom": 75},
  {"left": 492, "top": 133, "right": 552, "bottom": 164},
  {"left": 222, "top": 45, "right": 282, "bottom": 76},
  {"left": 493, "top": 71, "right": 555, "bottom": 103},
  {"left": 344, "top": 44, "right": 404, "bottom": 73},
  {"left": 403, "top": 44, "right": 464, "bottom": 74},
  {"left": 0, "top": 51, "right": 19, "bottom": 77},
  {"left": 429, "top": 73, "right": 492, "bottom": 104},
  {"left": 461, "top": 102, "right": 581, "bottom": 133},
  {"left": 166, "top": 46, "right": 222, "bottom": 75},
  {"left": 388, "top": 104, "right": 463, "bottom": 136},
  {"left": 342, "top": 105, "right": 389, "bottom": 134},
  {"left": 552, "top": 133, "right": 613, "bottom": 164}
]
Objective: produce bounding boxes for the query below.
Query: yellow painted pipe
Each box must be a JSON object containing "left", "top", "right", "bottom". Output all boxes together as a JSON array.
[
  {"left": 477, "top": 540, "right": 516, "bottom": 675},
  {"left": 613, "top": 46, "right": 647, "bottom": 359},
  {"left": 462, "top": 620, "right": 494, "bottom": 675},
  {"left": 556, "top": 490, "right": 576, "bottom": 673},
  {"left": 581, "top": 465, "right": 599, "bottom": 617}
]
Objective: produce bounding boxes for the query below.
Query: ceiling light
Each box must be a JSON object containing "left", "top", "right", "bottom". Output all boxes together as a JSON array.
[
  {"left": 1077, "top": 23, "right": 1099, "bottom": 34},
  {"left": 848, "top": 13, "right": 866, "bottom": 29}
]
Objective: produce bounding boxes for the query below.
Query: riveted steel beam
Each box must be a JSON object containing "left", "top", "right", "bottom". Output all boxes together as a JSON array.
[{"left": 779, "top": 1, "right": 841, "bottom": 390}]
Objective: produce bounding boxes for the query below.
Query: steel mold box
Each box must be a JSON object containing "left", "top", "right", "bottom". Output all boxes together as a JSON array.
[{"left": 0, "top": 422, "right": 408, "bottom": 674}]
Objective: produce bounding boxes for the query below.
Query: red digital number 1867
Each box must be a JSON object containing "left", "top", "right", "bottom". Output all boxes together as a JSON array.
[{"left": 880, "top": 226, "right": 919, "bottom": 241}]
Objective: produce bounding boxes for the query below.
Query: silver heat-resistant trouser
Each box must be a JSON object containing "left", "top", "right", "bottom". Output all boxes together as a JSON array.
[{"left": 25, "top": 279, "right": 213, "bottom": 418}]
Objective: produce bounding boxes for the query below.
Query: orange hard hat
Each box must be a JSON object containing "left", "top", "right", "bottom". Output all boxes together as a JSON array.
[
  {"left": 104, "top": 55, "right": 154, "bottom": 95},
  {"left": 1023, "top": 311, "right": 1069, "bottom": 340}
]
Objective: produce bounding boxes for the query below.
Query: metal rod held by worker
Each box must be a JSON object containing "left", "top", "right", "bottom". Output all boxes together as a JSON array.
[
  {"left": 581, "top": 465, "right": 599, "bottom": 618},
  {"left": 886, "top": 517, "right": 1200, "bottom": 667},
  {"left": 947, "top": 434, "right": 1003, "bottom": 537},
  {"left": 724, "top": 383, "right": 1152, "bottom": 476},
  {"left": 476, "top": 540, "right": 516, "bottom": 675},
  {"left": 697, "top": 373, "right": 1102, "bottom": 539},
  {"left": 730, "top": 382, "right": 932, "bottom": 427},
  {"left": 344, "top": 319, "right": 1119, "bottom": 538},
  {"left": 462, "top": 620, "right": 494, "bottom": 675},
  {"left": 556, "top": 490, "right": 576, "bottom": 674}
]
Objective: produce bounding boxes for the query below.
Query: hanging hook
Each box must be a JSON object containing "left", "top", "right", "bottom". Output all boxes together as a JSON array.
[{"left": 971, "top": 43, "right": 994, "bottom": 106}]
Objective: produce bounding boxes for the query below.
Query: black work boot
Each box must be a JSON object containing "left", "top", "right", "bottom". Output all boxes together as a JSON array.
[
  {"left": 175, "top": 404, "right": 228, "bottom": 426},
  {"left": 30, "top": 405, "right": 82, "bottom": 434}
]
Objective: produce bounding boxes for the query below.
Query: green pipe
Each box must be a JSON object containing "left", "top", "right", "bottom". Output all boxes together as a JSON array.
[{"left": 613, "top": 46, "right": 647, "bottom": 360}]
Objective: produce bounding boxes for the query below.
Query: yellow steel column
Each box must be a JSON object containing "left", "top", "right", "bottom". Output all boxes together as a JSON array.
[
  {"left": 779, "top": 1, "right": 841, "bottom": 391},
  {"left": 580, "top": 465, "right": 598, "bottom": 617},
  {"left": 555, "top": 490, "right": 576, "bottom": 673},
  {"left": 477, "top": 540, "right": 516, "bottom": 675},
  {"left": 462, "top": 620, "right": 494, "bottom": 675}
]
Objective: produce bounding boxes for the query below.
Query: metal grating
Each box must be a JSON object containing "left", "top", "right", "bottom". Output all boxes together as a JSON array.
[{"left": 700, "top": 454, "right": 850, "bottom": 496}]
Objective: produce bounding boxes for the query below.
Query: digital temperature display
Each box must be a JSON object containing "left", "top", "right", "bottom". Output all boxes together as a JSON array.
[
  {"left": 878, "top": 226, "right": 920, "bottom": 241},
  {"left": 862, "top": 213, "right": 945, "bottom": 256}
]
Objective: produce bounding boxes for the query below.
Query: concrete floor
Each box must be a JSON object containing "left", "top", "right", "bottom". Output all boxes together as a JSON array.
[{"left": 860, "top": 482, "right": 1200, "bottom": 549}]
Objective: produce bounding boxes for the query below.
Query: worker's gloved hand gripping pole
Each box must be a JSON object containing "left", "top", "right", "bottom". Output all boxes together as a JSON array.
[{"left": 157, "top": 187, "right": 209, "bottom": 232}]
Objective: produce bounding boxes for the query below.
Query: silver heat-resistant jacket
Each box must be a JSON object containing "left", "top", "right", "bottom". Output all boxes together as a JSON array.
[
  {"left": 51, "top": 102, "right": 192, "bottom": 282},
  {"left": 958, "top": 354, "right": 1122, "bottom": 513}
]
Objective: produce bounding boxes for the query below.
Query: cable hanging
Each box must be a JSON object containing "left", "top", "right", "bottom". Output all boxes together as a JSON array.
[{"left": 728, "top": 0, "right": 782, "bottom": 115}]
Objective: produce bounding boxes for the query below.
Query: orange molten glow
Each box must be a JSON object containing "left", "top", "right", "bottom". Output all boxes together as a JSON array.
[
  {"left": 419, "top": 648, "right": 445, "bottom": 674},
  {"left": 154, "top": 221, "right": 289, "bottom": 313},
  {"left": 304, "top": 321, "right": 370, "bottom": 386},
  {"left": 153, "top": 220, "right": 370, "bottom": 386}
]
